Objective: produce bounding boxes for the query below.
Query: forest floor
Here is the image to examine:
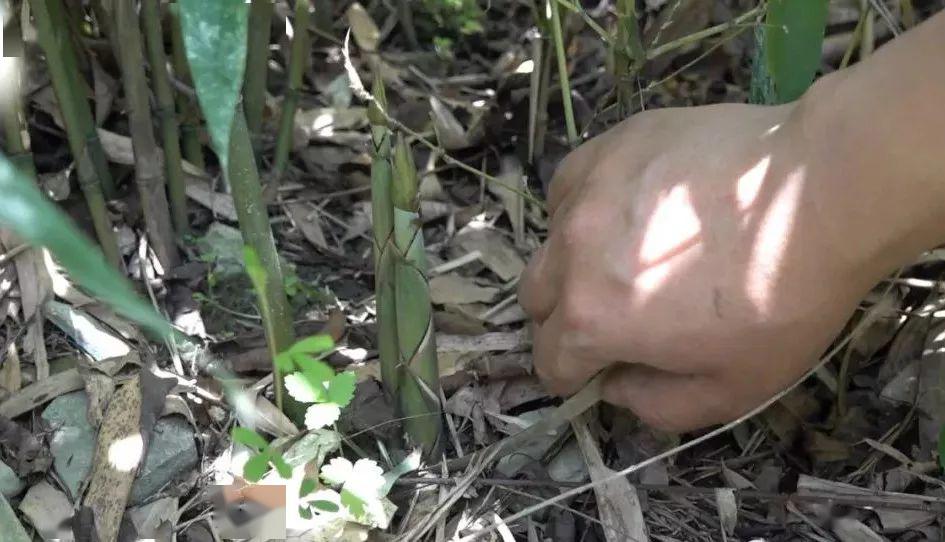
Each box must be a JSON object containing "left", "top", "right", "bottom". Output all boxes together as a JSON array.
[{"left": 3, "top": 1, "right": 945, "bottom": 541}]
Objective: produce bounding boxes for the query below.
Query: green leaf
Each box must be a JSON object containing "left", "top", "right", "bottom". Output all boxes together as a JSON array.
[
  {"left": 762, "top": 0, "right": 828, "bottom": 103},
  {"left": 380, "top": 449, "right": 421, "bottom": 496},
  {"left": 231, "top": 427, "right": 268, "bottom": 451},
  {"left": 298, "top": 504, "right": 313, "bottom": 519},
  {"left": 0, "top": 155, "right": 170, "bottom": 338},
  {"left": 297, "top": 356, "right": 335, "bottom": 385},
  {"left": 340, "top": 488, "right": 366, "bottom": 517},
  {"left": 271, "top": 453, "right": 292, "bottom": 479},
  {"left": 299, "top": 478, "right": 317, "bottom": 497},
  {"left": 284, "top": 372, "right": 326, "bottom": 404},
  {"left": 327, "top": 371, "right": 356, "bottom": 408},
  {"left": 243, "top": 451, "right": 270, "bottom": 482},
  {"left": 178, "top": 0, "right": 249, "bottom": 167},
  {"left": 304, "top": 403, "right": 341, "bottom": 430},
  {"left": 310, "top": 499, "right": 340, "bottom": 513},
  {"left": 289, "top": 335, "right": 335, "bottom": 355}
]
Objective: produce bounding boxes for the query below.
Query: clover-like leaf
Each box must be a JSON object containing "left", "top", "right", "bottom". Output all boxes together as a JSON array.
[
  {"left": 284, "top": 372, "right": 326, "bottom": 404},
  {"left": 289, "top": 335, "right": 335, "bottom": 355},
  {"left": 320, "top": 457, "right": 354, "bottom": 486},
  {"left": 243, "top": 451, "right": 271, "bottom": 483},
  {"left": 299, "top": 504, "right": 313, "bottom": 519},
  {"left": 299, "top": 477, "right": 317, "bottom": 497},
  {"left": 231, "top": 427, "right": 267, "bottom": 451},
  {"left": 296, "top": 355, "right": 335, "bottom": 383},
  {"left": 347, "top": 459, "right": 385, "bottom": 498},
  {"left": 340, "top": 488, "right": 367, "bottom": 517},
  {"left": 327, "top": 371, "right": 356, "bottom": 408},
  {"left": 274, "top": 351, "right": 294, "bottom": 373},
  {"left": 304, "top": 403, "right": 341, "bottom": 430}
]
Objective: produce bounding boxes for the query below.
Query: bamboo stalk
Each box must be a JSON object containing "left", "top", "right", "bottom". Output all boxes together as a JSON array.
[
  {"left": 547, "top": 0, "right": 578, "bottom": 146},
  {"left": 244, "top": 0, "right": 274, "bottom": 140},
  {"left": 141, "top": 0, "right": 188, "bottom": 236},
  {"left": 614, "top": 0, "right": 645, "bottom": 116},
  {"left": 1, "top": 58, "right": 35, "bottom": 179},
  {"left": 226, "top": 106, "right": 300, "bottom": 416},
  {"left": 391, "top": 135, "right": 442, "bottom": 456},
  {"left": 30, "top": 0, "right": 121, "bottom": 268},
  {"left": 272, "top": 0, "right": 311, "bottom": 180},
  {"left": 368, "top": 77, "right": 400, "bottom": 403},
  {"left": 168, "top": 6, "right": 205, "bottom": 172},
  {"left": 113, "top": 0, "right": 178, "bottom": 269}
]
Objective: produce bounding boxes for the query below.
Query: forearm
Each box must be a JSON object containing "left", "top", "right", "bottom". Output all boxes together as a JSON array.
[{"left": 798, "top": 10, "right": 945, "bottom": 276}]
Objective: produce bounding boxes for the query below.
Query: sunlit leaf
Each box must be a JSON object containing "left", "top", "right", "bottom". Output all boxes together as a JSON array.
[
  {"left": 311, "top": 499, "right": 340, "bottom": 513},
  {"left": 178, "top": 0, "right": 249, "bottom": 166},
  {"left": 231, "top": 427, "right": 268, "bottom": 451},
  {"left": 289, "top": 335, "right": 335, "bottom": 355},
  {"left": 762, "top": 0, "right": 828, "bottom": 103},
  {"left": 298, "top": 504, "right": 312, "bottom": 519},
  {"left": 304, "top": 403, "right": 341, "bottom": 430},
  {"left": 327, "top": 371, "right": 356, "bottom": 408},
  {"left": 0, "top": 155, "right": 170, "bottom": 338},
  {"left": 380, "top": 449, "right": 421, "bottom": 496},
  {"left": 320, "top": 456, "right": 353, "bottom": 486},
  {"left": 243, "top": 451, "right": 270, "bottom": 482},
  {"left": 340, "top": 488, "right": 366, "bottom": 517},
  {"left": 274, "top": 352, "right": 294, "bottom": 373},
  {"left": 284, "top": 372, "right": 326, "bottom": 403},
  {"left": 296, "top": 355, "right": 335, "bottom": 384},
  {"left": 348, "top": 458, "right": 385, "bottom": 498},
  {"left": 299, "top": 478, "right": 317, "bottom": 497}
]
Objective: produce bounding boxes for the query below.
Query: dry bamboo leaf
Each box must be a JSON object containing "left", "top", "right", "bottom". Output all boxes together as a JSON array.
[
  {"left": 454, "top": 229, "right": 525, "bottom": 282},
  {"left": 437, "top": 331, "right": 528, "bottom": 353},
  {"left": 0, "top": 343, "right": 20, "bottom": 394},
  {"left": 83, "top": 374, "right": 144, "bottom": 542},
  {"left": 0, "top": 368, "right": 84, "bottom": 418},
  {"left": 185, "top": 179, "right": 238, "bottom": 221},
  {"left": 346, "top": 2, "right": 379, "bottom": 52},
  {"left": 831, "top": 517, "right": 885, "bottom": 542},
  {"left": 715, "top": 488, "right": 737, "bottom": 538},
  {"left": 487, "top": 156, "right": 526, "bottom": 246},
  {"left": 253, "top": 395, "right": 299, "bottom": 438},
  {"left": 285, "top": 202, "right": 333, "bottom": 253},
  {"left": 430, "top": 97, "right": 472, "bottom": 150},
  {"left": 45, "top": 301, "right": 131, "bottom": 362},
  {"left": 571, "top": 412, "right": 648, "bottom": 542},
  {"left": 429, "top": 274, "right": 500, "bottom": 305}
]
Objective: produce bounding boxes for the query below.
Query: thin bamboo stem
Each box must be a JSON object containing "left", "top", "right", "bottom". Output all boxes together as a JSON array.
[
  {"left": 244, "top": 0, "right": 274, "bottom": 140},
  {"left": 31, "top": 0, "right": 120, "bottom": 268},
  {"left": 141, "top": 0, "right": 188, "bottom": 236},
  {"left": 614, "top": 0, "right": 644, "bottom": 116},
  {"left": 168, "top": 5, "right": 205, "bottom": 171},
  {"left": 273, "top": 0, "right": 311, "bottom": 180},
  {"left": 114, "top": 0, "right": 178, "bottom": 269},
  {"left": 226, "top": 106, "right": 300, "bottom": 417},
  {"left": 548, "top": 0, "right": 578, "bottom": 146}
]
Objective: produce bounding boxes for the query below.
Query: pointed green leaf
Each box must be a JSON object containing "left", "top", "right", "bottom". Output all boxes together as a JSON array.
[
  {"left": 178, "top": 0, "right": 249, "bottom": 166},
  {"left": 296, "top": 355, "right": 335, "bottom": 384},
  {"left": 299, "top": 478, "right": 317, "bottom": 497},
  {"left": 271, "top": 453, "right": 292, "bottom": 479},
  {"left": 0, "top": 155, "right": 170, "bottom": 338},
  {"left": 327, "top": 371, "right": 356, "bottom": 408},
  {"left": 243, "top": 451, "right": 270, "bottom": 482},
  {"left": 311, "top": 499, "right": 340, "bottom": 513},
  {"left": 762, "top": 0, "right": 828, "bottom": 103},
  {"left": 274, "top": 352, "right": 295, "bottom": 373},
  {"left": 284, "top": 372, "right": 325, "bottom": 403},
  {"left": 298, "top": 504, "right": 313, "bottom": 519},
  {"left": 380, "top": 449, "right": 421, "bottom": 496},
  {"left": 231, "top": 427, "right": 268, "bottom": 451},
  {"left": 289, "top": 335, "right": 335, "bottom": 355}
]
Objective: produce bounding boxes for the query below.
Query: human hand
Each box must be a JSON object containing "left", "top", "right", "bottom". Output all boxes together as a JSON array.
[{"left": 518, "top": 96, "right": 891, "bottom": 432}]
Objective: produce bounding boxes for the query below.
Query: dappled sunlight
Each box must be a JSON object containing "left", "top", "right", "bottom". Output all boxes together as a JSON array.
[
  {"left": 108, "top": 433, "right": 144, "bottom": 472},
  {"left": 639, "top": 184, "right": 702, "bottom": 264},
  {"left": 746, "top": 166, "right": 806, "bottom": 315},
  {"left": 736, "top": 156, "right": 771, "bottom": 211},
  {"left": 0, "top": 57, "right": 17, "bottom": 111}
]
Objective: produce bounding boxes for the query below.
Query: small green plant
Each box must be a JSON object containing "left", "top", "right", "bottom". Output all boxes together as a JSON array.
[
  {"left": 231, "top": 427, "right": 292, "bottom": 482},
  {"left": 417, "top": 0, "right": 483, "bottom": 57}
]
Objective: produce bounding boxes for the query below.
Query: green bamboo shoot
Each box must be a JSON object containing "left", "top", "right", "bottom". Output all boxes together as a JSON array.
[
  {"left": 244, "top": 0, "right": 274, "bottom": 140},
  {"left": 272, "top": 0, "right": 311, "bottom": 180}
]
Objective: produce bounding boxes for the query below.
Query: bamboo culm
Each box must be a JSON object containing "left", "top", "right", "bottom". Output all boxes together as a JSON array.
[
  {"left": 244, "top": 0, "right": 274, "bottom": 140},
  {"left": 114, "top": 0, "right": 179, "bottom": 270},
  {"left": 272, "top": 0, "right": 312, "bottom": 180},
  {"left": 30, "top": 0, "right": 121, "bottom": 268},
  {"left": 168, "top": 5, "right": 205, "bottom": 171},
  {"left": 141, "top": 0, "right": 188, "bottom": 236}
]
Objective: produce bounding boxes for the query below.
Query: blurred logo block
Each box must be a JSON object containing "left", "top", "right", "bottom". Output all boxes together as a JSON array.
[{"left": 210, "top": 479, "right": 287, "bottom": 541}]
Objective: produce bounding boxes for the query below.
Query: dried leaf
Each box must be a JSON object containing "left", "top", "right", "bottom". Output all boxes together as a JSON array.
[
  {"left": 286, "top": 203, "right": 333, "bottom": 253},
  {"left": 831, "top": 517, "right": 885, "bottom": 542},
  {"left": 18, "top": 481, "right": 73, "bottom": 540},
  {"left": 487, "top": 156, "right": 526, "bottom": 246},
  {"left": 429, "top": 274, "right": 500, "bottom": 305},
  {"left": 715, "top": 488, "right": 737, "bottom": 537},
  {"left": 346, "top": 3, "right": 379, "bottom": 52},
  {"left": 454, "top": 229, "right": 525, "bottom": 281},
  {"left": 430, "top": 97, "right": 471, "bottom": 150}
]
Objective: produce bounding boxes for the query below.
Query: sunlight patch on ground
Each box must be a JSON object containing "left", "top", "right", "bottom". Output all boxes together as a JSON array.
[{"left": 108, "top": 433, "right": 144, "bottom": 472}]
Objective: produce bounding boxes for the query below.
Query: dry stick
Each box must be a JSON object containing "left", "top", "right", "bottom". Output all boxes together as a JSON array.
[
  {"left": 644, "top": 5, "right": 764, "bottom": 61},
  {"left": 141, "top": 0, "right": 188, "bottom": 236},
  {"left": 168, "top": 5, "right": 205, "bottom": 171},
  {"left": 114, "top": 0, "right": 179, "bottom": 270},
  {"left": 459, "top": 273, "right": 904, "bottom": 542},
  {"left": 30, "top": 0, "right": 121, "bottom": 269},
  {"left": 244, "top": 0, "right": 274, "bottom": 140},
  {"left": 273, "top": 0, "right": 312, "bottom": 180}
]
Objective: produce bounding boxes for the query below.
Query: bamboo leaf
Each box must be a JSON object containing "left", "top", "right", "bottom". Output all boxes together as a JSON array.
[
  {"left": 0, "top": 154, "right": 170, "bottom": 338},
  {"left": 327, "top": 371, "right": 356, "bottom": 407},
  {"left": 761, "top": 0, "right": 828, "bottom": 103},
  {"left": 299, "top": 478, "right": 317, "bottom": 497},
  {"left": 271, "top": 453, "right": 292, "bottom": 479},
  {"left": 231, "top": 427, "right": 268, "bottom": 451},
  {"left": 178, "top": 0, "right": 249, "bottom": 166}
]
